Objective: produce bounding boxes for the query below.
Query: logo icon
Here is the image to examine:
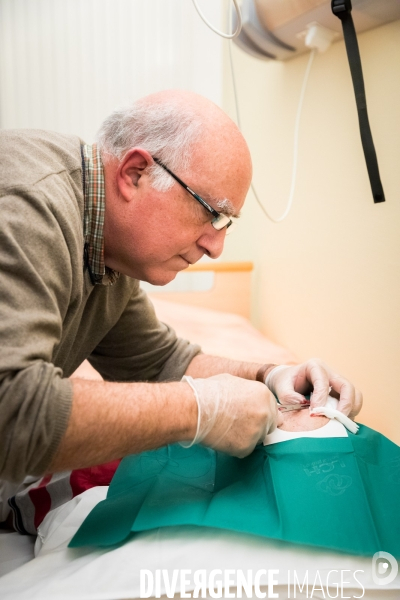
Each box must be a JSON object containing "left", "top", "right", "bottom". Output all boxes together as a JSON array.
[
  {"left": 372, "top": 551, "right": 398, "bottom": 586},
  {"left": 317, "top": 473, "right": 352, "bottom": 496}
]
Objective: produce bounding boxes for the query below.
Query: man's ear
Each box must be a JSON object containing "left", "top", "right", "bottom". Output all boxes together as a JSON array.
[{"left": 116, "top": 148, "right": 153, "bottom": 201}]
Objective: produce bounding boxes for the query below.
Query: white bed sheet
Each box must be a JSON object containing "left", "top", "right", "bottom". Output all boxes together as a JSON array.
[
  {"left": 0, "top": 486, "right": 399, "bottom": 600},
  {"left": 0, "top": 531, "right": 35, "bottom": 578}
]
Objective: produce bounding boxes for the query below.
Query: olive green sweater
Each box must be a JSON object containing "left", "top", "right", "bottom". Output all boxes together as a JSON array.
[{"left": 0, "top": 129, "right": 200, "bottom": 483}]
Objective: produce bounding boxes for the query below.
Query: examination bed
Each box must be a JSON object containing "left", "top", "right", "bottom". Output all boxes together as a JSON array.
[{"left": 0, "top": 262, "right": 398, "bottom": 598}]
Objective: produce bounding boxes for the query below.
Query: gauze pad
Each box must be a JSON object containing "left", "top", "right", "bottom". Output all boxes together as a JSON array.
[{"left": 310, "top": 395, "right": 359, "bottom": 434}]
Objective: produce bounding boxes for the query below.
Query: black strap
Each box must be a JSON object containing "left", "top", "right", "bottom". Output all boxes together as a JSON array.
[{"left": 331, "top": 0, "right": 385, "bottom": 203}]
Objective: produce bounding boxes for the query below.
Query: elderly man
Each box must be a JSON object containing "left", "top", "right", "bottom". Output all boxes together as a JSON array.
[{"left": 0, "top": 90, "right": 362, "bottom": 487}]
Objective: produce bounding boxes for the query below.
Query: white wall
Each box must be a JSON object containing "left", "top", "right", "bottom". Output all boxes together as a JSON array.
[
  {"left": 0, "top": 0, "right": 226, "bottom": 295},
  {"left": 222, "top": 19, "right": 400, "bottom": 443},
  {"left": 0, "top": 0, "right": 224, "bottom": 142}
]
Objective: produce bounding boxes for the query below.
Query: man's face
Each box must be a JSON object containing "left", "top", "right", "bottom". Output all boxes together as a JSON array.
[{"left": 104, "top": 146, "right": 251, "bottom": 285}]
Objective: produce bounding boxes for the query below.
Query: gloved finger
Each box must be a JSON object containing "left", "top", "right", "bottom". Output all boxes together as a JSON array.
[
  {"left": 329, "top": 378, "right": 353, "bottom": 416},
  {"left": 304, "top": 361, "right": 331, "bottom": 408},
  {"left": 267, "top": 400, "right": 284, "bottom": 432},
  {"left": 257, "top": 401, "right": 283, "bottom": 445},
  {"left": 329, "top": 388, "right": 340, "bottom": 400},
  {"left": 349, "top": 389, "right": 363, "bottom": 418},
  {"left": 291, "top": 367, "right": 314, "bottom": 396},
  {"left": 333, "top": 380, "right": 362, "bottom": 418},
  {"left": 267, "top": 365, "right": 307, "bottom": 405},
  {"left": 277, "top": 391, "right": 308, "bottom": 405}
]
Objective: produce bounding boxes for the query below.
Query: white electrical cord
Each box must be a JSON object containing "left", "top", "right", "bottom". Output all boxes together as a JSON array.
[
  {"left": 191, "top": 0, "right": 242, "bottom": 40},
  {"left": 192, "top": 0, "right": 315, "bottom": 223},
  {"left": 229, "top": 41, "right": 316, "bottom": 223}
]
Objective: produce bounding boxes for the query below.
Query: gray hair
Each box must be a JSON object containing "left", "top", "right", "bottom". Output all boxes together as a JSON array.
[{"left": 96, "top": 100, "right": 202, "bottom": 191}]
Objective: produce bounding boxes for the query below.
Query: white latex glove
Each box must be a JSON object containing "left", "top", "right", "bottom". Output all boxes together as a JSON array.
[
  {"left": 265, "top": 359, "right": 363, "bottom": 418},
  {"left": 182, "top": 374, "right": 283, "bottom": 458}
]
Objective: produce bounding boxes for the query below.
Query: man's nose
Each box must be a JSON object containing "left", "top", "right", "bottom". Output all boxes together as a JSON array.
[{"left": 197, "top": 228, "right": 226, "bottom": 259}]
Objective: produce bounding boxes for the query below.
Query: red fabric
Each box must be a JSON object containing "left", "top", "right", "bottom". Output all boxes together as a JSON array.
[
  {"left": 23, "top": 460, "right": 121, "bottom": 532},
  {"left": 69, "top": 459, "right": 121, "bottom": 497},
  {"left": 29, "top": 474, "right": 53, "bottom": 530}
]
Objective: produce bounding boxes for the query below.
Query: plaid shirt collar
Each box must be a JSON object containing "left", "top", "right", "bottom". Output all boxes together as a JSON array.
[{"left": 81, "top": 143, "right": 120, "bottom": 286}]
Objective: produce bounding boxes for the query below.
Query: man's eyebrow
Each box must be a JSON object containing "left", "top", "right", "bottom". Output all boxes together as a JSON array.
[
  {"left": 204, "top": 194, "right": 241, "bottom": 219},
  {"left": 217, "top": 198, "right": 241, "bottom": 219}
]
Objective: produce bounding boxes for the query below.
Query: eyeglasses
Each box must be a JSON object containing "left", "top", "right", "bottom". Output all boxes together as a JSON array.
[{"left": 153, "top": 158, "right": 234, "bottom": 231}]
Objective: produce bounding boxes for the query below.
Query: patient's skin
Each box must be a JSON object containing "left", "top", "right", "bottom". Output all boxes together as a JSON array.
[{"left": 278, "top": 407, "right": 329, "bottom": 432}]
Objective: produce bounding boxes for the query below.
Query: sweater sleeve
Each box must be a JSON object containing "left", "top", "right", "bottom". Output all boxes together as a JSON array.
[
  {"left": 0, "top": 192, "right": 74, "bottom": 483},
  {"left": 88, "top": 285, "right": 202, "bottom": 383}
]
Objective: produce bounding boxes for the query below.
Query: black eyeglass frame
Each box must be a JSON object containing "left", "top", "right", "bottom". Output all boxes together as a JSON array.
[{"left": 153, "top": 158, "right": 233, "bottom": 230}]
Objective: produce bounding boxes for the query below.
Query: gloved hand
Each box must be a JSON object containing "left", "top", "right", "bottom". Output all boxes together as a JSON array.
[
  {"left": 182, "top": 373, "right": 283, "bottom": 458},
  {"left": 265, "top": 359, "right": 363, "bottom": 418}
]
